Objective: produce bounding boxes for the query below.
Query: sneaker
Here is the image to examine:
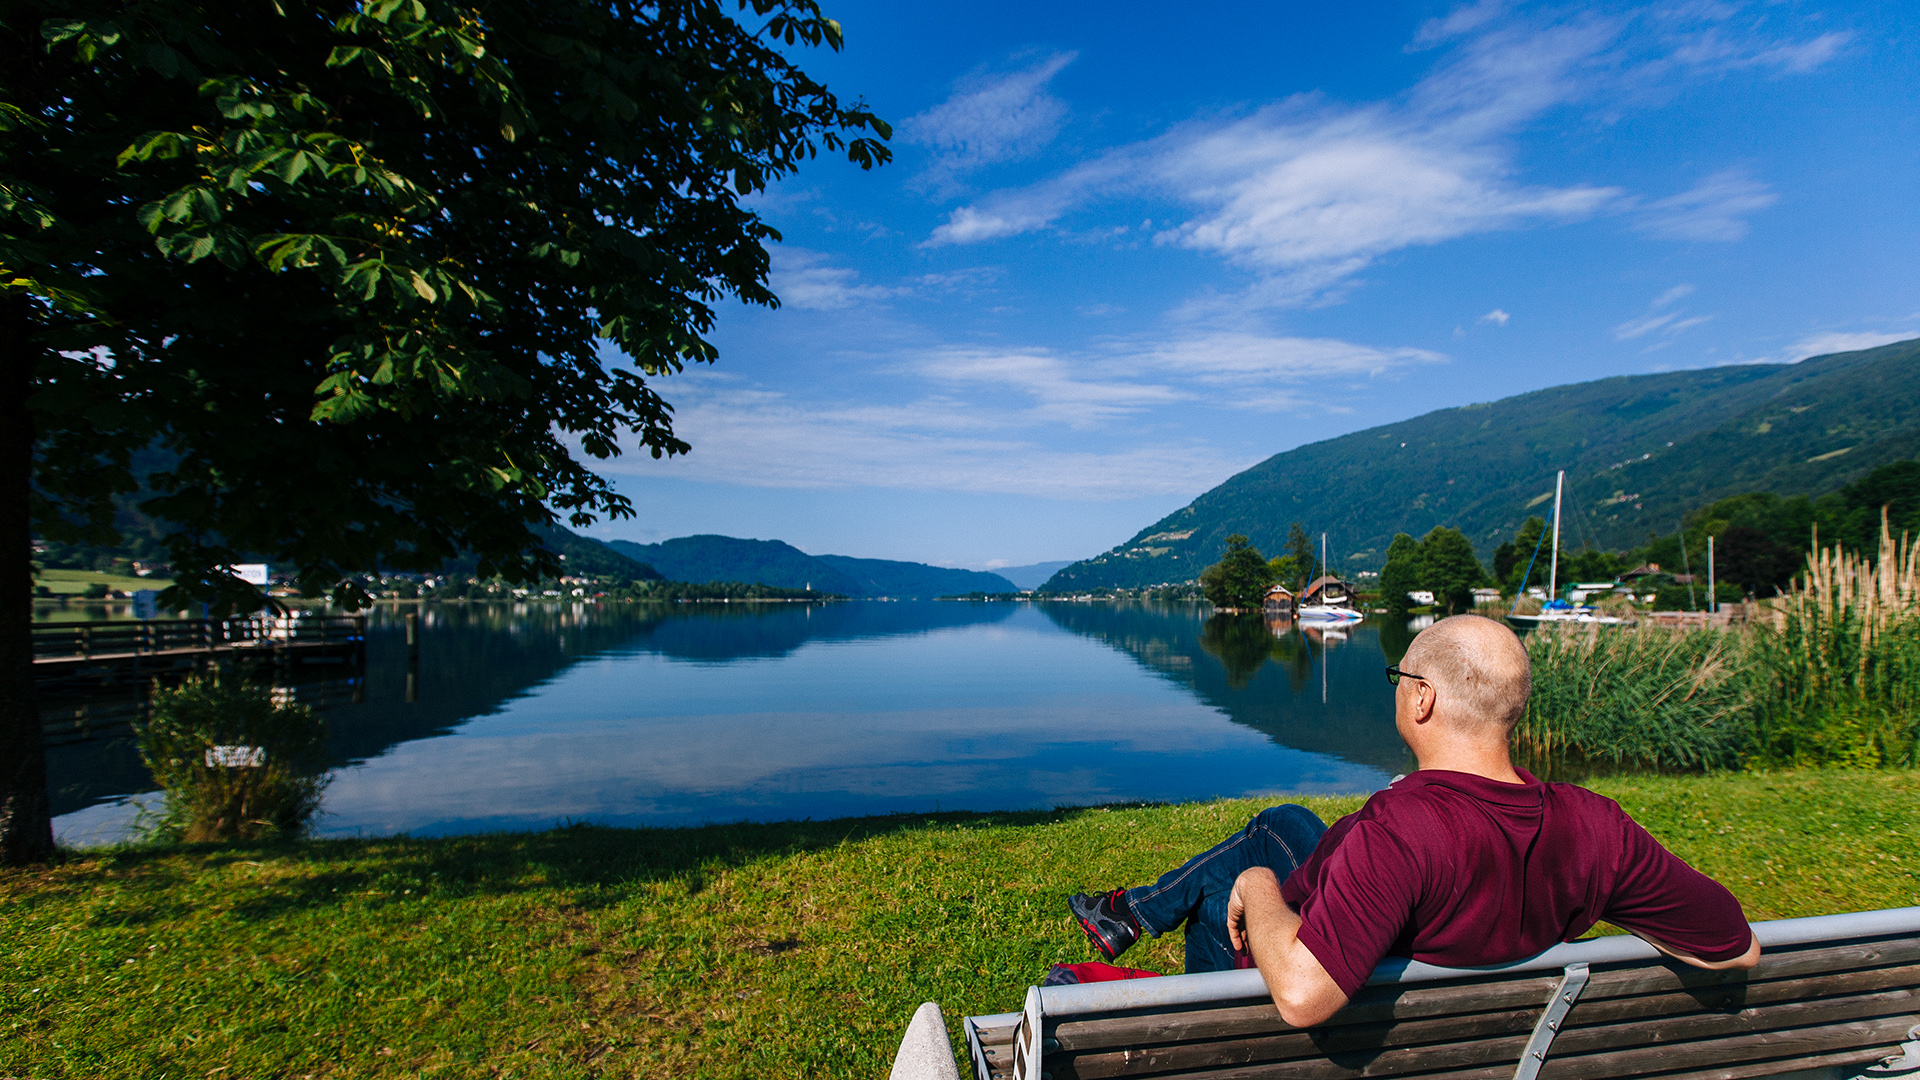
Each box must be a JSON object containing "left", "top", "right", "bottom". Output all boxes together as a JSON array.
[{"left": 1069, "top": 889, "right": 1140, "bottom": 961}]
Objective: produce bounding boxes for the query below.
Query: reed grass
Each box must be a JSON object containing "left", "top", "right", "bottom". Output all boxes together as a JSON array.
[
  {"left": 1515, "top": 514, "right": 1920, "bottom": 773},
  {"left": 1514, "top": 624, "right": 1754, "bottom": 775},
  {"left": 1749, "top": 516, "right": 1920, "bottom": 767}
]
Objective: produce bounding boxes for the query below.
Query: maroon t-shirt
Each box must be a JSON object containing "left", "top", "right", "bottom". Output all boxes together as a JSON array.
[{"left": 1279, "top": 769, "right": 1752, "bottom": 996}]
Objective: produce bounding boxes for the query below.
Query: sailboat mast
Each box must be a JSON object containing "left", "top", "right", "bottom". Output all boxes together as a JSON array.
[{"left": 1549, "top": 470, "right": 1564, "bottom": 599}]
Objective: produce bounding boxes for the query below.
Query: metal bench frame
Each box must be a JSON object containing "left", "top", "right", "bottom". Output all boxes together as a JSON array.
[{"left": 964, "top": 907, "right": 1920, "bottom": 1080}]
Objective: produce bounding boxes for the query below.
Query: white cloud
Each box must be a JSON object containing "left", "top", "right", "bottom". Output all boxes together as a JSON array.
[
  {"left": 1409, "top": 0, "right": 1509, "bottom": 51},
  {"left": 926, "top": 17, "right": 1627, "bottom": 297},
  {"left": 1479, "top": 309, "right": 1511, "bottom": 326},
  {"left": 600, "top": 321, "right": 1446, "bottom": 499},
  {"left": 903, "top": 53, "right": 1076, "bottom": 193},
  {"left": 1635, "top": 169, "right": 1778, "bottom": 242},
  {"left": 1614, "top": 286, "right": 1714, "bottom": 341},
  {"left": 766, "top": 249, "right": 897, "bottom": 310},
  {"left": 1125, "top": 332, "right": 1446, "bottom": 398},
  {"left": 907, "top": 347, "right": 1187, "bottom": 428},
  {"left": 1614, "top": 312, "right": 1676, "bottom": 340},
  {"left": 1652, "top": 283, "right": 1695, "bottom": 308},
  {"left": 923, "top": 6, "right": 1837, "bottom": 307},
  {"left": 1783, "top": 331, "right": 1915, "bottom": 361},
  {"left": 606, "top": 381, "right": 1246, "bottom": 500}
]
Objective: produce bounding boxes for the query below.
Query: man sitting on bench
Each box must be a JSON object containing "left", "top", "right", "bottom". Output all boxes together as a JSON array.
[{"left": 1068, "top": 614, "right": 1761, "bottom": 1027}]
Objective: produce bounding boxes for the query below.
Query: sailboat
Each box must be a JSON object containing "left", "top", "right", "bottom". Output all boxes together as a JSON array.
[
  {"left": 1506, "top": 471, "right": 1626, "bottom": 629},
  {"left": 1297, "top": 532, "right": 1363, "bottom": 624}
]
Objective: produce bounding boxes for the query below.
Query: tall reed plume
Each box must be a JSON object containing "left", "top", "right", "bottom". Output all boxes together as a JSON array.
[{"left": 1751, "top": 511, "right": 1920, "bottom": 766}]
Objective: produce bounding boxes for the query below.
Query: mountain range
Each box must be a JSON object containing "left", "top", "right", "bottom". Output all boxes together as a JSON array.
[
  {"left": 599, "top": 534, "right": 1018, "bottom": 598},
  {"left": 1044, "top": 337, "right": 1920, "bottom": 593}
]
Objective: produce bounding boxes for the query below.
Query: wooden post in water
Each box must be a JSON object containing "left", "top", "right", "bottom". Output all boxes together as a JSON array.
[{"left": 404, "top": 610, "right": 420, "bottom": 703}]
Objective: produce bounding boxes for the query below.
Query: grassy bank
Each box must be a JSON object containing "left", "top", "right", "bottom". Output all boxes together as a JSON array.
[{"left": 5, "top": 770, "right": 1917, "bottom": 1079}]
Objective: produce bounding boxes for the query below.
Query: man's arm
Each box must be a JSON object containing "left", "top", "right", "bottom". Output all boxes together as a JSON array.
[
  {"left": 1626, "top": 926, "right": 1761, "bottom": 971},
  {"left": 1227, "top": 867, "right": 1350, "bottom": 1028}
]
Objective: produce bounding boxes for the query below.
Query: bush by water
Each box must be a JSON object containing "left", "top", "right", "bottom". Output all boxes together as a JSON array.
[{"left": 135, "top": 672, "right": 330, "bottom": 842}]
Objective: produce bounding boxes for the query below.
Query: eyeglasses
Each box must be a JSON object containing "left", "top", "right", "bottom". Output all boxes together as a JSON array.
[{"left": 1384, "top": 665, "right": 1429, "bottom": 687}]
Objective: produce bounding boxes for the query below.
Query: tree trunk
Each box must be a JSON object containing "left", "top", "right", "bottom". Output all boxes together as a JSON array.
[{"left": 0, "top": 293, "right": 55, "bottom": 865}]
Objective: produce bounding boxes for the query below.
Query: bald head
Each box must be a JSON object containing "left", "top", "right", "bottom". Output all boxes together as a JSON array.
[{"left": 1402, "top": 615, "right": 1531, "bottom": 733}]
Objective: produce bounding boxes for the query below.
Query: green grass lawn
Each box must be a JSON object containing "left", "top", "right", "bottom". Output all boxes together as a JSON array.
[
  {"left": 32, "top": 568, "right": 174, "bottom": 596},
  {"left": 3, "top": 769, "right": 1916, "bottom": 1079}
]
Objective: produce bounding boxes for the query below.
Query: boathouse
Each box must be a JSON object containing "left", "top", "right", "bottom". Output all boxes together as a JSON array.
[{"left": 1261, "top": 584, "right": 1294, "bottom": 617}]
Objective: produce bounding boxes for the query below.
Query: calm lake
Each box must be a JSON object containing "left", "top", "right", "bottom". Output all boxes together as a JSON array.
[{"left": 47, "top": 601, "right": 1422, "bottom": 844}]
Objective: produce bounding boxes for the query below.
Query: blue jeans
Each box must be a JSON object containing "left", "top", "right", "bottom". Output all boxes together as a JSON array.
[{"left": 1122, "top": 805, "right": 1328, "bottom": 973}]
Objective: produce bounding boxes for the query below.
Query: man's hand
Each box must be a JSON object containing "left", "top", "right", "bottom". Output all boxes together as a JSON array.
[{"left": 1229, "top": 868, "right": 1351, "bottom": 1028}]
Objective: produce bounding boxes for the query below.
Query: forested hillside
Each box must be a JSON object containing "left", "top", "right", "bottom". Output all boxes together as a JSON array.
[
  {"left": 605, "top": 535, "right": 1017, "bottom": 598},
  {"left": 1044, "top": 338, "right": 1920, "bottom": 592}
]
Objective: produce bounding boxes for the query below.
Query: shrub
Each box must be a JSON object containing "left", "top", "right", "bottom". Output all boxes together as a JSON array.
[{"left": 136, "top": 672, "right": 331, "bottom": 842}]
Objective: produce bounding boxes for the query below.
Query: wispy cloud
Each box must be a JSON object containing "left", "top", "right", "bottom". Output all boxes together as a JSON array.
[
  {"left": 1652, "top": 283, "right": 1695, "bottom": 308},
  {"left": 608, "top": 378, "right": 1246, "bottom": 500},
  {"left": 1479, "top": 309, "right": 1511, "bottom": 325},
  {"left": 923, "top": 5, "right": 1838, "bottom": 306},
  {"left": 1781, "top": 330, "right": 1915, "bottom": 362},
  {"left": 1635, "top": 169, "right": 1778, "bottom": 242},
  {"left": 766, "top": 249, "right": 898, "bottom": 310},
  {"left": 902, "top": 53, "right": 1076, "bottom": 194},
  {"left": 605, "top": 322, "right": 1445, "bottom": 498},
  {"left": 1615, "top": 285, "right": 1713, "bottom": 343}
]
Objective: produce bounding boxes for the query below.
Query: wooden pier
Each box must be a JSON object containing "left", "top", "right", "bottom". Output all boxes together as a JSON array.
[{"left": 32, "top": 615, "right": 367, "bottom": 684}]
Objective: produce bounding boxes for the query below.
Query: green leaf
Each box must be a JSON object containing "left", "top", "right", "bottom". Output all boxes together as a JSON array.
[{"left": 40, "top": 19, "right": 88, "bottom": 43}]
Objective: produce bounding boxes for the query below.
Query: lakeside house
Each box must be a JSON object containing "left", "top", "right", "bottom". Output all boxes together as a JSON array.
[
  {"left": 1262, "top": 584, "right": 1294, "bottom": 617},
  {"left": 1300, "top": 576, "right": 1355, "bottom": 607}
]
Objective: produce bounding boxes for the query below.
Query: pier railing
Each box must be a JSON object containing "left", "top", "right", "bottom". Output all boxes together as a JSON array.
[{"left": 31, "top": 615, "right": 367, "bottom": 672}]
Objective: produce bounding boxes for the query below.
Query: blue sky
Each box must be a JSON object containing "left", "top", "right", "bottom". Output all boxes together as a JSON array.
[{"left": 581, "top": 0, "right": 1920, "bottom": 571}]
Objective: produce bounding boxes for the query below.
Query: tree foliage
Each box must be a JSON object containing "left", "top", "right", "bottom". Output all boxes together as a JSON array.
[
  {"left": 1200, "top": 533, "right": 1275, "bottom": 610},
  {"left": 1379, "top": 526, "right": 1488, "bottom": 615},
  {"left": 1, "top": 0, "right": 888, "bottom": 863},
  {"left": 8, "top": 0, "right": 889, "bottom": 610},
  {"left": 1378, "top": 532, "right": 1421, "bottom": 615}
]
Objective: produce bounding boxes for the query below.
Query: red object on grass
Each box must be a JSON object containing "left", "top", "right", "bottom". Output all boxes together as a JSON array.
[{"left": 1048, "top": 961, "right": 1162, "bottom": 984}]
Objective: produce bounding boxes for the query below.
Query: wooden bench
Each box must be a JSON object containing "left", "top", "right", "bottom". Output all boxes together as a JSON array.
[{"left": 961, "top": 907, "right": 1920, "bottom": 1080}]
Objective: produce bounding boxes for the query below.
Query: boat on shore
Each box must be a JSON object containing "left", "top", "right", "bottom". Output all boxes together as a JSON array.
[
  {"left": 1505, "top": 470, "right": 1627, "bottom": 629},
  {"left": 1297, "top": 534, "right": 1364, "bottom": 624}
]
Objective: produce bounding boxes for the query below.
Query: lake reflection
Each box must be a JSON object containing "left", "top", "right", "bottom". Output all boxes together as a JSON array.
[{"left": 50, "top": 601, "right": 1415, "bottom": 842}]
